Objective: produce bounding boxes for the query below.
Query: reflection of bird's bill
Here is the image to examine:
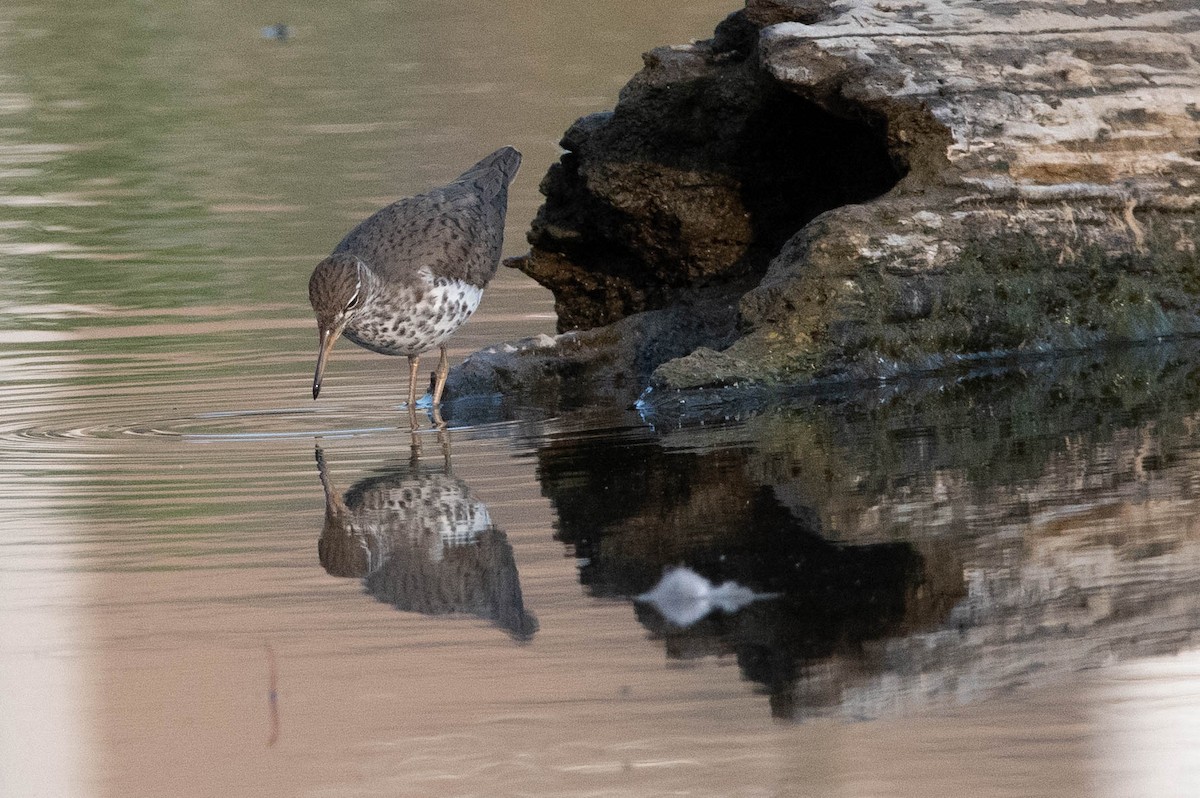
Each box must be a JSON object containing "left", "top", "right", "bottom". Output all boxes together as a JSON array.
[
  {"left": 312, "top": 327, "right": 338, "bottom": 399},
  {"left": 315, "top": 444, "right": 347, "bottom": 517}
]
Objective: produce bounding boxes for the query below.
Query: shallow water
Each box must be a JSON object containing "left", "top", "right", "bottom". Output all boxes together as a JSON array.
[{"left": 4, "top": 2, "right": 1200, "bottom": 797}]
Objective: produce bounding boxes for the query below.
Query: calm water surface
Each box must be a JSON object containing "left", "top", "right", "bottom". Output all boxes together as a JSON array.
[{"left": 3, "top": 2, "right": 1200, "bottom": 797}]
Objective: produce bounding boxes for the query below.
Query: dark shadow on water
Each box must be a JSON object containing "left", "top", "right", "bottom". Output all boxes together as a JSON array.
[
  {"left": 315, "top": 441, "right": 538, "bottom": 642},
  {"left": 534, "top": 342, "right": 1200, "bottom": 718},
  {"left": 536, "top": 431, "right": 962, "bottom": 719}
]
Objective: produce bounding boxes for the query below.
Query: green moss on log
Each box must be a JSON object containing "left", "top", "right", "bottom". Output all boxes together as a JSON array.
[{"left": 841, "top": 220, "right": 1200, "bottom": 374}]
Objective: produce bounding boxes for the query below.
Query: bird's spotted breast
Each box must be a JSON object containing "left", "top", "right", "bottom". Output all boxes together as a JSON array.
[
  {"left": 342, "top": 278, "right": 484, "bottom": 357},
  {"left": 352, "top": 475, "right": 493, "bottom": 562}
]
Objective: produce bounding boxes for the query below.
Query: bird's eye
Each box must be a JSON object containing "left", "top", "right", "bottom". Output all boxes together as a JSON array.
[{"left": 344, "top": 290, "right": 361, "bottom": 312}]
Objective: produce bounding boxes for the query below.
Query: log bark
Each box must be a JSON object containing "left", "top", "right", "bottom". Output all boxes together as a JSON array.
[{"left": 449, "top": 0, "right": 1200, "bottom": 410}]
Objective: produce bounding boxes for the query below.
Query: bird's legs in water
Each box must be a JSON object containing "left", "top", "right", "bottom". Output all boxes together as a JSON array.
[
  {"left": 404, "top": 346, "right": 450, "bottom": 457},
  {"left": 432, "top": 346, "right": 449, "bottom": 406},
  {"left": 431, "top": 346, "right": 449, "bottom": 429},
  {"left": 405, "top": 347, "right": 449, "bottom": 432},
  {"left": 406, "top": 354, "right": 421, "bottom": 430},
  {"left": 407, "top": 416, "right": 451, "bottom": 467}
]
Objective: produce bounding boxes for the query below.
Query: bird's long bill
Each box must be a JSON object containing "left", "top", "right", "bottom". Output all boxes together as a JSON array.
[{"left": 312, "top": 328, "right": 338, "bottom": 399}]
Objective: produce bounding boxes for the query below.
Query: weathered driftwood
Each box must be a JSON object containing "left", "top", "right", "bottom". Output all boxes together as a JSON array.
[{"left": 449, "top": 0, "right": 1200, "bottom": 409}]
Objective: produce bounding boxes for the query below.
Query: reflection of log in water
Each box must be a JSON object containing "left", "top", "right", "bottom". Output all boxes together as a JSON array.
[
  {"left": 540, "top": 349, "right": 1200, "bottom": 719},
  {"left": 536, "top": 432, "right": 963, "bottom": 719},
  {"left": 316, "top": 445, "right": 538, "bottom": 641}
]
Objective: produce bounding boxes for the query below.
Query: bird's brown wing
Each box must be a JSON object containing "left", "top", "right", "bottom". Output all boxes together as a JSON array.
[{"left": 332, "top": 147, "right": 520, "bottom": 288}]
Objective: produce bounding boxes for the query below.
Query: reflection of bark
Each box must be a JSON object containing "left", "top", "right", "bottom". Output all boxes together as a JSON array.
[
  {"left": 536, "top": 434, "right": 963, "bottom": 718},
  {"left": 547, "top": 348, "right": 1200, "bottom": 719},
  {"left": 317, "top": 447, "right": 537, "bottom": 642},
  {"left": 723, "top": 352, "right": 1200, "bottom": 694}
]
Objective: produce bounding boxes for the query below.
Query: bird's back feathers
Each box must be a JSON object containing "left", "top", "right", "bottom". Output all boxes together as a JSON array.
[{"left": 332, "top": 146, "right": 521, "bottom": 288}]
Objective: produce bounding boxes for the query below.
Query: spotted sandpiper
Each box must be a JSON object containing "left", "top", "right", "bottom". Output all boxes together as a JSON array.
[
  {"left": 315, "top": 445, "right": 539, "bottom": 640},
  {"left": 308, "top": 146, "right": 521, "bottom": 417}
]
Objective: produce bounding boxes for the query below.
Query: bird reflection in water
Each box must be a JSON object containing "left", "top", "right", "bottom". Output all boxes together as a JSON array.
[{"left": 315, "top": 434, "right": 538, "bottom": 641}]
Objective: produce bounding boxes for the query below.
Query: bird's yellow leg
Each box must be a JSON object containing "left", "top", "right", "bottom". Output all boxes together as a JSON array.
[
  {"left": 432, "top": 346, "right": 449, "bottom": 407},
  {"left": 406, "top": 354, "right": 420, "bottom": 430}
]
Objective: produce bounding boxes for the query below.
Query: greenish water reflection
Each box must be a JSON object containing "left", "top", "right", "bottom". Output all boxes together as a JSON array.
[{"left": 0, "top": 0, "right": 726, "bottom": 321}]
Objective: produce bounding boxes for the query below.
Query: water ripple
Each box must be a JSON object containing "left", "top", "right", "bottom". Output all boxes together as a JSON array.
[{"left": 0, "top": 408, "right": 426, "bottom": 446}]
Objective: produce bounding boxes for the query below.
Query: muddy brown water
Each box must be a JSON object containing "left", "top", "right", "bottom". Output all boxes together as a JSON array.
[{"left": 3, "top": 2, "right": 1200, "bottom": 796}]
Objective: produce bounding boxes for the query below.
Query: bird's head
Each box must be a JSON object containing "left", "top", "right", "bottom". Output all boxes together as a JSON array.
[{"left": 308, "top": 253, "right": 368, "bottom": 399}]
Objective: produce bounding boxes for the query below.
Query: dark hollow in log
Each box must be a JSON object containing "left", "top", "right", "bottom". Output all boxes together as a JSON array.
[{"left": 521, "top": 32, "right": 903, "bottom": 332}]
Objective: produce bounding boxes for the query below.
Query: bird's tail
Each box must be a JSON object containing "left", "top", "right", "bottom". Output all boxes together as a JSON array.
[{"left": 455, "top": 146, "right": 522, "bottom": 198}]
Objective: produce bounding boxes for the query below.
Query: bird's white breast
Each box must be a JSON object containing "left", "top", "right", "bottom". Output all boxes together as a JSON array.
[{"left": 344, "top": 278, "right": 484, "bottom": 357}]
